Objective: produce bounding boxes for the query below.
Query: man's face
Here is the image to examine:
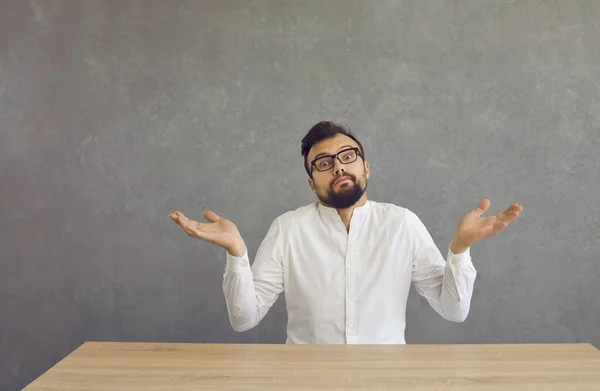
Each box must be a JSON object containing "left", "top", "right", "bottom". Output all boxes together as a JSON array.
[{"left": 307, "top": 134, "right": 370, "bottom": 209}]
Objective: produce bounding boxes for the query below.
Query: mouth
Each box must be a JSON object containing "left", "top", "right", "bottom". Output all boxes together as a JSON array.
[{"left": 333, "top": 177, "right": 353, "bottom": 187}]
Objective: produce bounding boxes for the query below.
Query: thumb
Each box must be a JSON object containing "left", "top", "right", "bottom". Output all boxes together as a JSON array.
[
  {"left": 473, "top": 199, "right": 490, "bottom": 216},
  {"left": 203, "top": 210, "right": 222, "bottom": 222}
]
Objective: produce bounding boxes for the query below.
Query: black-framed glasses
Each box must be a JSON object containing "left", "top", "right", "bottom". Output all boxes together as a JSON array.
[{"left": 310, "top": 147, "right": 363, "bottom": 174}]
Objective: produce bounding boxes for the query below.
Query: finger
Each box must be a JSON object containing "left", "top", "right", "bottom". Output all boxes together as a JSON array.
[
  {"left": 185, "top": 223, "right": 203, "bottom": 238},
  {"left": 473, "top": 199, "right": 491, "bottom": 216},
  {"left": 170, "top": 213, "right": 187, "bottom": 227},
  {"left": 499, "top": 207, "right": 522, "bottom": 223},
  {"left": 203, "top": 210, "right": 222, "bottom": 223},
  {"left": 170, "top": 212, "right": 189, "bottom": 227},
  {"left": 171, "top": 212, "right": 200, "bottom": 235},
  {"left": 491, "top": 222, "right": 509, "bottom": 235},
  {"left": 494, "top": 203, "right": 521, "bottom": 218},
  {"left": 184, "top": 220, "right": 215, "bottom": 237},
  {"left": 176, "top": 212, "right": 195, "bottom": 227},
  {"left": 496, "top": 214, "right": 522, "bottom": 232},
  {"left": 504, "top": 203, "right": 519, "bottom": 212},
  {"left": 195, "top": 221, "right": 216, "bottom": 232},
  {"left": 495, "top": 212, "right": 516, "bottom": 225},
  {"left": 182, "top": 226, "right": 196, "bottom": 237},
  {"left": 188, "top": 224, "right": 218, "bottom": 242},
  {"left": 507, "top": 203, "right": 523, "bottom": 213}
]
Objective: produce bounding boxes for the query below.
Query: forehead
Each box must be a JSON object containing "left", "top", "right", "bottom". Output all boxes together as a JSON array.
[{"left": 308, "top": 134, "right": 359, "bottom": 161}]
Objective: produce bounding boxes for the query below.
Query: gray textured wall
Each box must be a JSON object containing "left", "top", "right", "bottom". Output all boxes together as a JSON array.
[{"left": 1, "top": 0, "right": 599, "bottom": 389}]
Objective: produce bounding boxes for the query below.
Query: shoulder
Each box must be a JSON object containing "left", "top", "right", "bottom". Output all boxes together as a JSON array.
[
  {"left": 368, "top": 200, "right": 418, "bottom": 222},
  {"left": 368, "top": 201, "right": 430, "bottom": 247},
  {"left": 271, "top": 202, "right": 316, "bottom": 228}
]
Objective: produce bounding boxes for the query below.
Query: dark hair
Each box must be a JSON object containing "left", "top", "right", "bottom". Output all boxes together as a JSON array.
[{"left": 301, "top": 121, "right": 365, "bottom": 177}]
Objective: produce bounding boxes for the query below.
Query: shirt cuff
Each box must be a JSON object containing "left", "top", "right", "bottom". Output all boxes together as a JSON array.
[
  {"left": 447, "top": 246, "right": 473, "bottom": 268},
  {"left": 226, "top": 248, "right": 250, "bottom": 273}
]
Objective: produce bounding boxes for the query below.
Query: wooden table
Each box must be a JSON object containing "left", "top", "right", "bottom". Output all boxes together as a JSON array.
[{"left": 23, "top": 342, "right": 600, "bottom": 390}]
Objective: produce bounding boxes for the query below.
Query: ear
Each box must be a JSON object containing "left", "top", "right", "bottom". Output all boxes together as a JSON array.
[
  {"left": 364, "top": 161, "right": 370, "bottom": 179},
  {"left": 308, "top": 177, "right": 316, "bottom": 194}
]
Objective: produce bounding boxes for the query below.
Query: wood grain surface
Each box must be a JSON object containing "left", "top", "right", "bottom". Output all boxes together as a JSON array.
[{"left": 23, "top": 342, "right": 600, "bottom": 390}]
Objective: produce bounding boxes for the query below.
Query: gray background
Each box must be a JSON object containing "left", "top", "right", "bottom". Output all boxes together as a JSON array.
[{"left": 1, "top": 0, "right": 599, "bottom": 389}]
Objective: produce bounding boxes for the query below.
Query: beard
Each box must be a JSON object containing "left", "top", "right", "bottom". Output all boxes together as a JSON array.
[{"left": 316, "top": 173, "right": 367, "bottom": 209}]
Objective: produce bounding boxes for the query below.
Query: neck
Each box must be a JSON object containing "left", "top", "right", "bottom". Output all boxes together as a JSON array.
[{"left": 320, "top": 193, "right": 368, "bottom": 231}]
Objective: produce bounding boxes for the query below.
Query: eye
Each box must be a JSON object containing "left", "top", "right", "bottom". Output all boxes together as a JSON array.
[
  {"left": 342, "top": 151, "right": 355, "bottom": 160},
  {"left": 318, "top": 160, "right": 331, "bottom": 168}
]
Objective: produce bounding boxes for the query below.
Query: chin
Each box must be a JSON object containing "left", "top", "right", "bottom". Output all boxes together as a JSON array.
[{"left": 334, "top": 183, "right": 355, "bottom": 193}]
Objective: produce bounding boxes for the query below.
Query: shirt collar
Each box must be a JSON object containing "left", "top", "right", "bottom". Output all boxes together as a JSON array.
[{"left": 316, "top": 200, "right": 371, "bottom": 219}]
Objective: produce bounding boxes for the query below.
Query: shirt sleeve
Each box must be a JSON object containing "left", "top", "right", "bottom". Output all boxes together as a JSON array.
[
  {"left": 222, "top": 217, "right": 285, "bottom": 332},
  {"left": 408, "top": 210, "right": 477, "bottom": 322}
]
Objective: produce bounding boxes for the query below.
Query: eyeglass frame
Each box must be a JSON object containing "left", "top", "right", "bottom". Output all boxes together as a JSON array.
[{"left": 309, "top": 146, "right": 364, "bottom": 177}]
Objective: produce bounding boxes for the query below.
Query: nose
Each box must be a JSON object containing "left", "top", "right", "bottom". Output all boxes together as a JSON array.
[{"left": 332, "top": 158, "right": 346, "bottom": 176}]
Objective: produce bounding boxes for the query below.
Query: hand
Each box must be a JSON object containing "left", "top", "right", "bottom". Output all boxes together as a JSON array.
[
  {"left": 450, "top": 199, "right": 523, "bottom": 253},
  {"left": 169, "top": 210, "right": 247, "bottom": 257}
]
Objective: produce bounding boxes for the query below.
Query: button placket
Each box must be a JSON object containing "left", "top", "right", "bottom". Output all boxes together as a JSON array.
[{"left": 344, "top": 213, "right": 359, "bottom": 343}]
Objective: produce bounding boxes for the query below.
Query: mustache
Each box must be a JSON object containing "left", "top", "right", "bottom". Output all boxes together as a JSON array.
[{"left": 331, "top": 174, "right": 356, "bottom": 187}]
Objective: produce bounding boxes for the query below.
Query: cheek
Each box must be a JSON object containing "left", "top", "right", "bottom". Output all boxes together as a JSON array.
[
  {"left": 316, "top": 180, "right": 330, "bottom": 191},
  {"left": 313, "top": 175, "right": 330, "bottom": 188}
]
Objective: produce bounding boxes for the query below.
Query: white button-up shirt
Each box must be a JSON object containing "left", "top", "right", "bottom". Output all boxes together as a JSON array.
[{"left": 223, "top": 200, "right": 477, "bottom": 344}]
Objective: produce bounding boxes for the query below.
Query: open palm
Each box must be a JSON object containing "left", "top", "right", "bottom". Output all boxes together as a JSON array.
[
  {"left": 169, "top": 210, "right": 245, "bottom": 255},
  {"left": 456, "top": 199, "right": 523, "bottom": 247}
]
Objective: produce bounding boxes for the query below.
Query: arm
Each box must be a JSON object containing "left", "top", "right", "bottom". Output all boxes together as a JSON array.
[
  {"left": 222, "top": 218, "right": 285, "bottom": 332},
  {"left": 168, "top": 209, "right": 285, "bottom": 332},
  {"left": 408, "top": 210, "right": 477, "bottom": 322},
  {"left": 408, "top": 199, "right": 522, "bottom": 322}
]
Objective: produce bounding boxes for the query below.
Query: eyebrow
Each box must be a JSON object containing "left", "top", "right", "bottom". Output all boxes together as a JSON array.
[{"left": 313, "top": 145, "right": 354, "bottom": 160}]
